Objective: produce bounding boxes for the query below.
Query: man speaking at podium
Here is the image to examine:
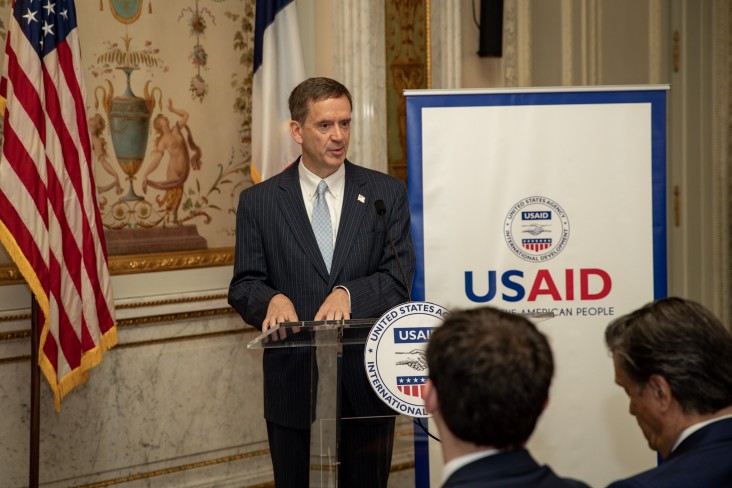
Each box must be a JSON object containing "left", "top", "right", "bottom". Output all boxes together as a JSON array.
[{"left": 229, "top": 77, "right": 415, "bottom": 487}]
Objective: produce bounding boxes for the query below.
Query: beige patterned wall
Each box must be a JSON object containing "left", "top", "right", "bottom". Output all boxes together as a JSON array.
[{"left": 0, "top": 0, "right": 254, "bottom": 277}]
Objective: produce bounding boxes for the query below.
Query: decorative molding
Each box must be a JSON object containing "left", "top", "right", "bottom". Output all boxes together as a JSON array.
[
  {"left": 429, "top": 0, "right": 461, "bottom": 89},
  {"left": 503, "top": 0, "right": 518, "bottom": 87},
  {"left": 0, "top": 248, "right": 234, "bottom": 286},
  {"left": 384, "top": 0, "right": 428, "bottom": 181},
  {"left": 0, "top": 309, "right": 244, "bottom": 345},
  {"left": 516, "top": 0, "right": 532, "bottom": 87},
  {"left": 581, "top": 0, "right": 599, "bottom": 85},
  {"left": 504, "top": 0, "right": 532, "bottom": 87},
  {"left": 561, "top": 0, "right": 573, "bottom": 85},
  {"left": 115, "top": 292, "right": 228, "bottom": 310},
  {"left": 594, "top": 0, "right": 602, "bottom": 83},
  {"left": 712, "top": 0, "right": 730, "bottom": 323},
  {"left": 0, "top": 292, "right": 231, "bottom": 326},
  {"left": 116, "top": 307, "right": 238, "bottom": 329},
  {"left": 648, "top": 0, "right": 663, "bottom": 83},
  {"left": 108, "top": 248, "right": 234, "bottom": 276},
  {"left": 426, "top": 0, "right": 432, "bottom": 88},
  {"left": 67, "top": 448, "right": 415, "bottom": 488},
  {"left": 73, "top": 449, "right": 270, "bottom": 488}
]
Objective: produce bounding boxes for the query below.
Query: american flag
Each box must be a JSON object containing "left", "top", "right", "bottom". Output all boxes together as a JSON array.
[{"left": 0, "top": 0, "right": 117, "bottom": 410}]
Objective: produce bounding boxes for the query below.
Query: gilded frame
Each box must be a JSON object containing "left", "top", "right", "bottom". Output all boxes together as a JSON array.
[{"left": 0, "top": 248, "right": 234, "bottom": 285}]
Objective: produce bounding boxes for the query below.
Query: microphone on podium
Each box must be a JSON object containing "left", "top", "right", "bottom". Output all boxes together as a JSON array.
[{"left": 374, "top": 199, "right": 411, "bottom": 302}]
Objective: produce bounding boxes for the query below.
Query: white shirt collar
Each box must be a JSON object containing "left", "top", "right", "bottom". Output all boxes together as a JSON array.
[
  {"left": 298, "top": 161, "right": 345, "bottom": 201},
  {"left": 441, "top": 448, "right": 500, "bottom": 485},
  {"left": 671, "top": 413, "right": 732, "bottom": 453}
]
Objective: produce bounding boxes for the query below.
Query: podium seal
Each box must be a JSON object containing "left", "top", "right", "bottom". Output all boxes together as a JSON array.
[{"left": 364, "top": 301, "right": 449, "bottom": 418}]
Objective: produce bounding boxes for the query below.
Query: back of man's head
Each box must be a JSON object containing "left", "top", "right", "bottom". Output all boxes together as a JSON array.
[
  {"left": 426, "top": 307, "right": 554, "bottom": 449},
  {"left": 605, "top": 296, "right": 732, "bottom": 415}
]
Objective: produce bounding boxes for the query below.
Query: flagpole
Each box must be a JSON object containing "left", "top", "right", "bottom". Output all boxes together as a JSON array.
[{"left": 30, "top": 296, "right": 40, "bottom": 488}]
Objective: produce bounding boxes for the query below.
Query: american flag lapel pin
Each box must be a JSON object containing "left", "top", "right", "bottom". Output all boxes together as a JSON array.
[{"left": 358, "top": 194, "right": 366, "bottom": 203}]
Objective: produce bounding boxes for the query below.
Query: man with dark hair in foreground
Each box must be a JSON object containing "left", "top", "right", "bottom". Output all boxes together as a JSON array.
[
  {"left": 605, "top": 296, "right": 732, "bottom": 487},
  {"left": 424, "top": 306, "right": 589, "bottom": 487}
]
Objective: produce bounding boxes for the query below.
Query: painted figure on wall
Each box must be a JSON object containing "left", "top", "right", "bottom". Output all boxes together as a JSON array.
[
  {"left": 141, "top": 98, "right": 203, "bottom": 225},
  {"left": 89, "top": 113, "right": 124, "bottom": 196}
]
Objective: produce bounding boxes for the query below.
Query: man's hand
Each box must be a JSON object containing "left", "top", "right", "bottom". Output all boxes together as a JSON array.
[
  {"left": 314, "top": 288, "right": 351, "bottom": 321},
  {"left": 263, "top": 294, "right": 298, "bottom": 340}
]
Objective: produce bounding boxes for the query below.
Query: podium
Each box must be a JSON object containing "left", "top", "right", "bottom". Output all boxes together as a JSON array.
[
  {"left": 246, "top": 310, "right": 555, "bottom": 487},
  {"left": 248, "top": 318, "right": 392, "bottom": 487}
]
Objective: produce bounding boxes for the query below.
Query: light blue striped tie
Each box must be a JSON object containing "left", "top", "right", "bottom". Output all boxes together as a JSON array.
[{"left": 312, "top": 180, "right": 333, "bottom": 272}]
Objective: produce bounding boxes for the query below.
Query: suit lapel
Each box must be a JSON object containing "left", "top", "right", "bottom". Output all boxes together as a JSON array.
[
  {"left": 331, "top": 162, "right": 367, "bottom": 283},
  {"left": 277, "top": 162, "right": 330, "bottom": 281}
]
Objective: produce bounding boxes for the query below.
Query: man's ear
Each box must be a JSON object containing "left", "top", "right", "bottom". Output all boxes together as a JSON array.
[
  {"left": 290, "top": 120, "right": 303, "bottom": 144},
  {"left": 423, "top": 379, "right": 438, "bottom": 415},
  {"left": 647, "top": 374, "right": 673, "bottom": 410},
  {"left": 540, "top": 396, "right": 549, "bottom": 415}
]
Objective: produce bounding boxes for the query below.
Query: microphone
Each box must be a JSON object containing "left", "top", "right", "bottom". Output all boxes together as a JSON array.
[
  {"left": 376, "top": 200, "right": 438, "bottom": 443},
  {"left": 374, "top": 199, "right": 411, "bottom": 302}
]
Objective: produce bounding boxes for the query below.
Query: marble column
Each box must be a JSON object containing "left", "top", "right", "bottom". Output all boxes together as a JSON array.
[
  {"left": 333, "top": 0, "right": 388, "bottom": 173},
  {"left": 430, "top": 0, "right": 462, "bottom": 89}
]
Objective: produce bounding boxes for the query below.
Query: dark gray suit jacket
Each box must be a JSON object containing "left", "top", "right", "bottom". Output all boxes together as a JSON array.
[
  {"left": 228, "top": 159, "right": 415, "bottom": 428},
  {"left": 606, "top": 417, "right": 732, "bottom": 488},
  {"left": 443, "top": 449, "right": 590, "bottom": 488}
]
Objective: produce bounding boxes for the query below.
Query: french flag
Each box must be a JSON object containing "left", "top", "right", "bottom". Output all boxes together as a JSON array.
[{"left": 252, "top": 0, "right": 306, "bottom": 183}]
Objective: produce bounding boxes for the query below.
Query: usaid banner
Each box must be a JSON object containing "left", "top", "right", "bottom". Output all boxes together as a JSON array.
[{"left": 406, "top": 86, "right": 668, "bottom": 488}]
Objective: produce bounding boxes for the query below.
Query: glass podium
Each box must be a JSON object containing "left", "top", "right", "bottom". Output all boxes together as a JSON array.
[
  {"left": 246, "top": 311, "right": 554, "bottom": 487},
  {"left": 248, "top": 319, "right": 392, "bottom": 487}
]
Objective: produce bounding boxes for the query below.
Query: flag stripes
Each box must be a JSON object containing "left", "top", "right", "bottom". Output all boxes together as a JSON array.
[{"left": 0, "top": 0, "right": 116, "bottom": 410}]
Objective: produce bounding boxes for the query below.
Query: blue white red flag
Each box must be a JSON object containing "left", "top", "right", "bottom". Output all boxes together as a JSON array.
[
  {"left": 0, "top": 0, "right": 117, "bottom": 410},
  {"left": 252, "top": 0, "right": 306, "bottom": 183}
]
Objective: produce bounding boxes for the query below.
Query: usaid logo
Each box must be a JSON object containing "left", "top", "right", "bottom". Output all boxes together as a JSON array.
[
  {"left": 504, "top": 196, "right": 570, "bottom": 262},
  {"left": 365, "top": 302, "right": 448, "bottom": 418}
]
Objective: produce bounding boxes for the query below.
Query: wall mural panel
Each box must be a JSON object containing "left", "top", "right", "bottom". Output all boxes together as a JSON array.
[{"left": 0, "top": 0, "right": 255, "bottom": 284}]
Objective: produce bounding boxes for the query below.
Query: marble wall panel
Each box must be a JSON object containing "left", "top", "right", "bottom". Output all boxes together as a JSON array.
[{"left": 0, "top": 295, "right": 416, "bottom": 487}]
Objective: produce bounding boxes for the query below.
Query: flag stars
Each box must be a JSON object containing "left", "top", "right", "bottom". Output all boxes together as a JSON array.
[
  {"left": 42, "top": 20, "right": 54, "bottom": 37},
  {"left": 22, "top": 8, "right": 38, "bottom": 24},
  {"left": 60, "top": 8, "right": 68, "bottom": 20},
  {"left": 43, "top": 1, "right": 55, "bottom": 16},
  {"left": 398, "top": 376, "right": 426, "bottom": 384}
]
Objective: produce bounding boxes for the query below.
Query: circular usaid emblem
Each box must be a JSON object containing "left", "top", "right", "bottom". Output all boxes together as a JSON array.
[
  {"left": 364, "top": 301, "right": 448, "bottom": 418},
  {"left": 504, "top": 196, "right": 570, "bottom": 262}
]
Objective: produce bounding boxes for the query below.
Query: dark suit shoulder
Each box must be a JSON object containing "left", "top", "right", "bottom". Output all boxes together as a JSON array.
[
  {"left": 444, "top": 449, "right": 590, "bottom": 488},
  {"left": 606, "top": 419, "right": 732, "bottom": 488},
  {"left": 345, "top": 160, "right": 406, "bottom": 187}
]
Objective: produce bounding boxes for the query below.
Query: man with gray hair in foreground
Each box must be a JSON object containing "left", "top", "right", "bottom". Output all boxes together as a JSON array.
[
  {"left": 605, "top": 296, "right": 732, "bottom": 487},
  {"left": 423, "top": 306, "right": 589, "bottom": 487}
]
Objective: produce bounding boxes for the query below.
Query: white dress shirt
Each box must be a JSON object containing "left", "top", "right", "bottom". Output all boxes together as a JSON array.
[{"left": 299, "top": 162, "right": 345, "bottom": 246}]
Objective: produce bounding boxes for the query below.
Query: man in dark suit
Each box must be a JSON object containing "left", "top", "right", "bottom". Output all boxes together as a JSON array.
[
  {"left": 605, "top": 297, "right": 732, "bottom": 487},
  {"left": 424, "top": 307, "right": 590, "bottom": 488},
  {"left": 228, "top": 77, "right": 415, "bottom": 487}
]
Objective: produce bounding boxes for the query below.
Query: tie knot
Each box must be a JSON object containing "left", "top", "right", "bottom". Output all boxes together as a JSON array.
[{"left": 317, "top": 180, "right": 329, "bottom": 197}]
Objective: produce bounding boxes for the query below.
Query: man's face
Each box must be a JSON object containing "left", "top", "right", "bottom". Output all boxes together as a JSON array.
[
  {"left": 291, "top": 96, "right": 351, "bottom": 179},
  {"left": 613, "top": 353, "right": 672, "bottom": 457}
]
